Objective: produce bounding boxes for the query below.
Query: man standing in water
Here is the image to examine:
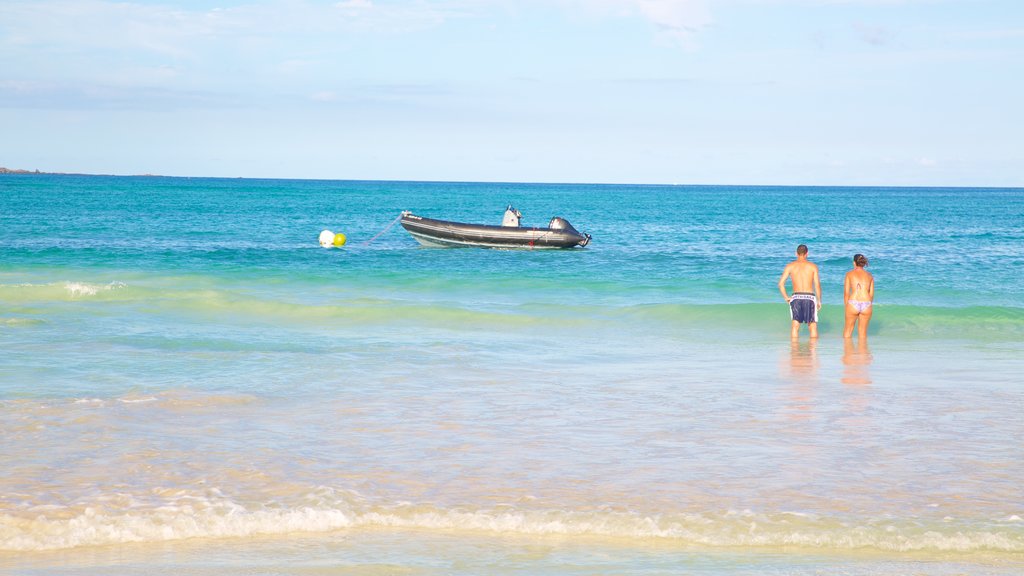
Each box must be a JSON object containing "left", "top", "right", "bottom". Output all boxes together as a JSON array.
[{"left": 778, "top": 244, "right": 822, "bottom": 339}]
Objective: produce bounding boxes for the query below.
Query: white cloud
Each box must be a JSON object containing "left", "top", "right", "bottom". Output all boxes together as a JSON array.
[
  {"left": 1, "top": 0, "right": 716, "bottom": 62},
  {"left": 337, "top": 0, "right": 374, "bottom": 8},
  {"left": 310, "top": 91, "right": 337, "bottom": 102},
  {"left": 557, "top": 0, "right": 712, "bottom": 46},
  {"left": 0, "top": 1, "right": 465, "bottom": 58},
  {"left": 952, "top": 27, "right": 1024, "bottom": 41},
  {"left": 853, "top": 21, "right": 895, "bottom": 45},
  {"left": 0, "top": 79, "right": 235, "bottom": 109},
  {"left": 0, "top": 0, "right": 482, "bottom": 101},
  {"left": 0, "top": 1, "right": 202, "bottom": 58},
  {"left": 741, "top": 0, "right": 943, "bottom": 4}
]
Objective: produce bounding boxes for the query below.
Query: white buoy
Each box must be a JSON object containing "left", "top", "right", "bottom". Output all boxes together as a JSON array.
[{"left": 319, "top": 229, "right": 335, "bottom": 248}]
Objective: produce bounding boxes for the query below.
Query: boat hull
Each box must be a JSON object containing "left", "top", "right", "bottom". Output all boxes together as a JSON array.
[{"left": 400, "top": 213, "right": 590, "bottom": 249}]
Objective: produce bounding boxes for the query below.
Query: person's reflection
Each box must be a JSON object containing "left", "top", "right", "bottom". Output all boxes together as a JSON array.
[
  {"left": 781, "top": 338, "right": 819, "bottom": 421},
  {"left": 787, "top": 338, "right": 819, "bottom": 381},
  {"left": 841, "top": 338, "right": 873, "bottom": 385}
]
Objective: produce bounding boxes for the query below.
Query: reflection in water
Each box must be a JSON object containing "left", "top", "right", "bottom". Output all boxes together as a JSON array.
[
  {"left": 780, "top": 339, "right": 819, "bottom": 421},
  {"left": 786, "top": 338, "right": 819, "bottom": 381},
  {"left": 842, "top": 338, "right": 873, "bottom": 385}
]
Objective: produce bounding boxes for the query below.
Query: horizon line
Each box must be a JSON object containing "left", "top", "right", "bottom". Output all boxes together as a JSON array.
[{"left": 2, "top": 168, "right": 1022, "bottom": 191}]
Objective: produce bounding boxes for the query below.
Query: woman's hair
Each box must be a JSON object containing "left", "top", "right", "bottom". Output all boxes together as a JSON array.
[{"left": 853, "top": 253, "right": 868, "bottom": 267}]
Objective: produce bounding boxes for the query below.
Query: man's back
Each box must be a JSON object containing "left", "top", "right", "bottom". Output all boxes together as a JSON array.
[{"left": 786, "top": 259, "right": 819, "bottom": 293}]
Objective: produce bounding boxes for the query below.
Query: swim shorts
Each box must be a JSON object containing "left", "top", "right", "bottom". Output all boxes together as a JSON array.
[{"left": 789, "top": 292, "right": 818, "bottom": 324}]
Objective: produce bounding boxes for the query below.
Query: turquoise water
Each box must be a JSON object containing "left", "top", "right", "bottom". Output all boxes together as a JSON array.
[{"left": 2, "top": 175, "right": 1023, "bottom": 574}]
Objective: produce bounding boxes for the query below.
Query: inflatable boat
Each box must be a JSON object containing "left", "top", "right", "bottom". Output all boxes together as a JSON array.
[{"left": 400, "top": 207, "right": 591, "bottom": 249}]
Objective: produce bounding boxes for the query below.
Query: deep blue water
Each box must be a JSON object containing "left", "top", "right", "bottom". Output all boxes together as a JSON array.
[{"left": 4, "top": 175, "right": 1022, "bottom": 305}]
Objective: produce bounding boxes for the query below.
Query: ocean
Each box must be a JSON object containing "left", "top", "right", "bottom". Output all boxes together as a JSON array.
[{"left": 1, "top": 175, "right": 1022, "bottom": 575}]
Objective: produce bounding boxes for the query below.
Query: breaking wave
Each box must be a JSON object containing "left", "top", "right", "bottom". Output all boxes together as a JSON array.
[
  {"left": 3, "top": 281, "right": 1023, "bottom": 338},
  {"left": 0, "top": 281, "right": 128, "bottom": 302},
  {"left": 2, "top": 489, "right": 1022, "bottom": 554}
]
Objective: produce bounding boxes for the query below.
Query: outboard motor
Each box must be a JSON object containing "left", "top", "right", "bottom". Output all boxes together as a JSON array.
[
  {"left": 548, "top": 217, "right": 579, "bottom": 234},
  {"left": 502, "top": 205, "right": 522, "bottom": 227}
]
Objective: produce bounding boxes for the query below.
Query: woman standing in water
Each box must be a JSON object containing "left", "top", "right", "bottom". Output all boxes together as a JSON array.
[{"left": 843, "top": 254, "right": 874, "bottom": 339}]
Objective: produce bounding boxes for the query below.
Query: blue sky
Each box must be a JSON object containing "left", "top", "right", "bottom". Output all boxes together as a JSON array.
[{"left": 1, "top": 0, "right": 1021, "bottom": 185}]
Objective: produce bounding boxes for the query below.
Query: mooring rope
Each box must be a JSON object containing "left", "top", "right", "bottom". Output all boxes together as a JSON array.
[{"left": 360, "top": 213, "right": 404, "bottom": 246}]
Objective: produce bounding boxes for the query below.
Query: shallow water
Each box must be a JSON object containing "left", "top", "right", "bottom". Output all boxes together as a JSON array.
[{"left": 1, "top": 175, "right": 1022, "bottom": 573}]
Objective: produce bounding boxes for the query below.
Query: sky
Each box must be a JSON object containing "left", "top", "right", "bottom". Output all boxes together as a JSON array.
[{"left": 1, "top": 0, "right": 1022, "bottom": 186}]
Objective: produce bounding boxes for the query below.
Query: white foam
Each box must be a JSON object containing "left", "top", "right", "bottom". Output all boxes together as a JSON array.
[
  {"left": 64, "top": 282, "right": 98, "bottom": 297},
  {"left": 117, "top": 396, "right": 158, "bottom": 404},
  {"left": 61, "top": 281, "right": 126, "bottom": 299},
  {"left": 3, "top": 494, "right": 1023, "bottom": 554}
]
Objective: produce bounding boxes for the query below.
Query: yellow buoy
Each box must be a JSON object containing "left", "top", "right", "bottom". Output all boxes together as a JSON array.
[{"left": 333, "top": 232, "right": 347, "bottom": 247}]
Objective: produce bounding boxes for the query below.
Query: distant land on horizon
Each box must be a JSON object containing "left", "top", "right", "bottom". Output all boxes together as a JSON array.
[{"left": 0, "top": 167, "right": 161, "bottom": 177}]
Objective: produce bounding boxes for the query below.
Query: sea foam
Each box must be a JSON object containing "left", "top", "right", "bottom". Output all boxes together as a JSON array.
[
  {"left": 3, "top": 493, "right": 1022, "bottom": 554},
  {"left": 64, "top": 281, "right": 126, "bottom": 298}
]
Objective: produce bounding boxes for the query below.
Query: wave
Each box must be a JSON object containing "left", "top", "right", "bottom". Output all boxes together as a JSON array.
[
  {"left": 0, "top": 318, "right": 45, "bottom": 327},
  {"left": 0, "top": 281, "right": 128, "bottom": 302},
  {"left": 617, "top": 302, "right": 1024, "bottom": 338},
  {"left": 67, "top": 391, "right": 259, "bottom": 409},
  {"left": 2, "top": 489, "right": 1022, "bottom": 554},
  {"left": 3, "top": 282, "right": 1023, "bottom": 339}
]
